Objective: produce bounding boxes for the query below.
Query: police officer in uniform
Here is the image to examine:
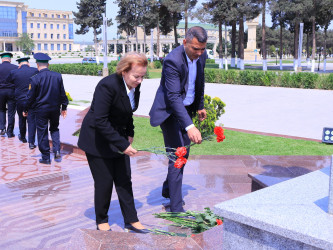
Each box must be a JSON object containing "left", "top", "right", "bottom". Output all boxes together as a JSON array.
[
  {"left": 6, "top": 57, "right": 38, "bottom": 148},
  {"left": 0, "top": 52, "right": 18, "bottom": 137},
  {"left": 24, "top": 53, "right": 68, "bottom": 164}
]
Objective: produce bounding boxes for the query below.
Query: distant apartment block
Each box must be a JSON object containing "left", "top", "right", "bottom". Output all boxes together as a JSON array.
[{"left": 0, "top": 1, "right": 74, "bottom": 53}]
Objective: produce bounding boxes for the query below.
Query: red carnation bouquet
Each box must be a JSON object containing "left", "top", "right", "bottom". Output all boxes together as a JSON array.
[{"left": 136, "top": 126, "right": 225, "bottom": 169}]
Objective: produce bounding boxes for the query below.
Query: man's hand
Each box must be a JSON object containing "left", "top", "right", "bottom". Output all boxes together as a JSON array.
[
  {"left": 61, "top": 110, "right": 67, "bottom": 119},
  {"left": 128, "top": 136, "right": 134, "bottom": 144},
  {"left": 23, "top": 111, "right": 28, "bottom": 117},
  {"left": 123, "top": 144, "right": 137, "bottom": 156},
  {"left": 198, "top": 109, "right": 207, "bottom": 121},
  {"left": 187, "top": 126, "right": 202, "bottom": 144}
]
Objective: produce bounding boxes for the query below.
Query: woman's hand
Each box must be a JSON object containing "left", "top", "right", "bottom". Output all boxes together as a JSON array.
[{"left": 123, "top": 144, "right": 137, "bottom": 156}]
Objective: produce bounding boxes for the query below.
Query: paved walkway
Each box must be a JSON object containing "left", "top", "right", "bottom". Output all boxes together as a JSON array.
[{"left": 63, "top": 74, "right": 333, "bottom": 140}]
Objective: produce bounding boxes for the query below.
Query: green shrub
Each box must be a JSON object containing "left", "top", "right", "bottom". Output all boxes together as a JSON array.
[
  {"left": 193, "top": 95, "right": 226, "bottom": 137},
  {"left": 206, "top": 59, "right": 215, "bottom": 63},
  {"left": 153, "top": 60, "right": 162, "bottom": 69},
  {"left": 205, "top": 63, "right": 219, "bottom": 69}
]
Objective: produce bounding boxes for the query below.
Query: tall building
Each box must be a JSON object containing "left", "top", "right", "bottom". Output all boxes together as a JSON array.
[{"left": 0, "top": 1, "right": 74, "bottom": 53}]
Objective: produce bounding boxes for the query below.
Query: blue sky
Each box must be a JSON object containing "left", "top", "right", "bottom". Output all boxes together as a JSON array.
[{"left": 11, "top": 0, "right": 333, "bottom": 43}]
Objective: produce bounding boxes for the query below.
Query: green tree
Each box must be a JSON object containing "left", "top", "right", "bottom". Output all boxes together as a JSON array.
[
  {"left": 16, "top": 33, "right": 34, "bottom": 55},
  {"left": 73, "top": 0, "right": 112, "bottom": 58}
]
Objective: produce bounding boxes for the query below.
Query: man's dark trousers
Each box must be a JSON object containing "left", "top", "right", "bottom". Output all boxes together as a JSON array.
[
  {"left": 16, "top": 101, "right": 36, "bottom": 143},
  {"left": 160, "top": 114, "right": 191, "bottom": 212},
  {"left": 36, "top": 109, "right": 60, "bottom": 160},
  {"left": 0, "top": 89, "right": 16, "bottom": 133}
]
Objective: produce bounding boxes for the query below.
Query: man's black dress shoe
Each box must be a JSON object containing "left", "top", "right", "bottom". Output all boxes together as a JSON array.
[
  {"left": 124, "top": 223, "right": 150, "bottom": 234},
  {"left": 7, "top": 132, "right": 15, "bottom": 138},
  {"left": 0, "top": 129, "right": 6, "bottom": 135},
  {"left": 29, "top": 143, "right": 36, "bottom": 149},
  {"left": 39, "top": 159, "right": 51, "bottom": 165},
  {"left": 54, "top": 151, "right": 61, "bottom": 159},
  {"left": 18, "top": 134, "right": 27, "bottom": 143}
]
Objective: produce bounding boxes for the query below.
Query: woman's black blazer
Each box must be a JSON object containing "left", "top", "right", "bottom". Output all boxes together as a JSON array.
[{"left": 78, "top": 73, "right": 140, "bottom": 158}]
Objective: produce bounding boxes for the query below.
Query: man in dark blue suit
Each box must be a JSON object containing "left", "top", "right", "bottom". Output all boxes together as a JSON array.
[
  {"left": 6, "top": 57, "right": 39, "bottom": 148},
  {"left": 149, "top": 26, "right": 208, "bottom": 212},
  {"left": 24, "top": 53, "right": 68, "bottom": 164},
  {"left": 0, "top": 52, "right": 18, "bottom": 137}
]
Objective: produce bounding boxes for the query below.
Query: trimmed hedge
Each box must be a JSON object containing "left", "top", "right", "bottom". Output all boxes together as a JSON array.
[
  {"left": 49, "top": 63, "right": 116, "bottom": 76},
  {"left": 204, "top": 68, "right": 333, "bottom": 90}
]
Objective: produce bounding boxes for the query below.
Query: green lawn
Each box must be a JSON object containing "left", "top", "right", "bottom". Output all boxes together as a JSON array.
[
  {"left": 133, "top": 116, "right": 332, "bottom": 155},
  {"left": 148, "top": 68, "right": 162, "bottom": 78}
]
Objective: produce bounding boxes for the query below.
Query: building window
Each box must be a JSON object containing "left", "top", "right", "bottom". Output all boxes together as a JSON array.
[
  {"left": 51, "top": 34, "right": 53, "bottom": 39},
  {"left": 44, "top": 33, "right": 47, "bottom": 39},
  {"left": 38, "top": 33, "right": 40, "bottom": 39},
  {"left": 37, "top": 23, "right": 40, "bottom": 29},
  {"left": 0, "top": 6, "right": 18, "bottom": 37},
  {"left": 68, "top": 24, "right": 74, "bottom": 39},
  {"left": 57, "top": 44, "right": 60, "bottom": 50},
  {"left": 38, "top": 43, "right": 41, "bottom": 50},
  {"left": 44, "top": 44, "right": 48, "bottom": 50},
  {"left": 57, "top": 24, "right": 59, "bottom": 30},
  {"left": 57, "top": 34, "right": 60, "bottom": 39},
  {"left": 22, "top": 11, "right": 27, "bottom": 33},
  {"left": 50, "top": 24, "right": 53, "bottom": 29},
  {"left": 30, "top": 12, "right": 34, "bottom": 17},
  {"left": 63, "top": 34, "right": 66, "bottom": 39},
  {"left": 57, "top": 14, "right": 60, "bottom": 18},
  {"left": 69, "top": 44, "right": 71, "bottom": 51},
  {"left": 31, "top": 33, "right": 33, "bottom": 38},
  {"left": 63, "top": 24, "right": 66, "bottom": 30},
  {"left": 63, "top": 15, "right": 66, "bottom": 18},
  {"left": 30, "top": 23, "right": 33, "bottom": 28},
  {"left": 39, "top": 13, "right": 41, "bottom": 17},
  {"left": 63, "top": 44, "right": 67, "bottom": 50},
  {"left": 51, "top": 44, "right": 54, "bottom": 51},
  {"left": 44, "top": 14, "right": 47, "bottom": 18},
  {"left": 52, "top": 14, "right": 54, "bottom": 18},
  {"left": 44, "top": 23, "right": 47, "bottom": 29}
]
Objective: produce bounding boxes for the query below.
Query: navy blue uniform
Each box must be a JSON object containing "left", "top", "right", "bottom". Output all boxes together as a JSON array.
[
  {"left": 0, "top": 61, "right": 18, "bottom": 136},
  {"left": 6, "top": 65, "right": 39, "bottom": 143},
  {"left": 26, "top": 68, "right": 68, "bottom": 161}
]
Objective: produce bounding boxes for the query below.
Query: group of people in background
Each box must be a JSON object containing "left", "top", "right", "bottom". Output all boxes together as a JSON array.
[{"left": 0, "top": 52, "right": 68, "bottom": 165}]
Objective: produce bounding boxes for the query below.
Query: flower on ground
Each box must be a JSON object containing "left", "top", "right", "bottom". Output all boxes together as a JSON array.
[{"left": 174, "top": 157, "right": 187, "bottom": 168}]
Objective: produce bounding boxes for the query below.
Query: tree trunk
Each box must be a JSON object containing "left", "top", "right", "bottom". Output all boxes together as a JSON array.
[
  {"left": 262, "top": 0, "right": 266, "bottom": 71},
  {"left": 239, "top": 15, "right": 244, "bottom": 70},
  {"left": 279, "top": 23, "right": 283, "bottom": 70},
  {"left": 173, "top": 13, "right": 178, "bottom": 47},
  {"left": 218, "top": 20, "right": 223, "bottom": 69},
  {"left": 231, "top": 20, "right": 236, "bottom": 67},
  {"left": 311, "top": 17, "right": 316, "bottom": 72},
  {"left": 135, "top": 26, "right": 139, "bottom": 52},
  {"left": 143, "top": 27, "right": 146, "bottom": 54},
  {"left": 324, "top": 26, "right": 327, "bottom": 72},
  {"left": 157, "top": 17, "right": 160, "bottom": 57},
  {"left": 184, "top": 0, "right": 188, "bottom": 34},
  {"left": 294, "top": 22, "right": 299, "bottom": 71},
  {"left": 93, "top": 29, "right": 99, "bottom": 63}
]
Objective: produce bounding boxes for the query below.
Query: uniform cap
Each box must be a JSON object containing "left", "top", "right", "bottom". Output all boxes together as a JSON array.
[
  {"left": 33, "top": 53, "right": 51, "bottom": 63},
  {"left": 16, "top": 57, "right": 30, "bottom": 63},
  {"left": 0, "top": 52, "right": 13, "bottom": 58}
]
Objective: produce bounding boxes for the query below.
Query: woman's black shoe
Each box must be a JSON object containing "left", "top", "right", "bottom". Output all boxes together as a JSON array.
[{"left": 124, "top": 223, "right": 150, "bottom": 234}]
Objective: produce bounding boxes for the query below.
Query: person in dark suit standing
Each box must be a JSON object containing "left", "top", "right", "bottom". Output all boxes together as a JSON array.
[
  {"left": 6, "top": 57, "right": 38, "bottom": 148},
  {"left": 78, "top": 52, "right": 149, "bottom": 233},
  {"left": 0, "top": 52, "right": 18, "bottom": 137},
  {"left": 149, "top": 26, "right": 208, "bottom": 212},
  {"left": 24, "top": 53, "right": 68, "bottom": 164}
]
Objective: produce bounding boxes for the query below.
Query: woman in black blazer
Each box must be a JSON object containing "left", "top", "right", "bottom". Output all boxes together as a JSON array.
[{"left": 78, "top": 52, "right": 149, "bottom": 233}]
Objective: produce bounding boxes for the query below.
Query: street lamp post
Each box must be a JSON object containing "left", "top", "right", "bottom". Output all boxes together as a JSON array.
[{"left": 275, "top": 48, "right": 278, "bottom": 65}]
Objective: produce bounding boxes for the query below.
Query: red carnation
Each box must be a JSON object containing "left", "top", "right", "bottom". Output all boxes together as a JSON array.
[
  {"left": 174, "top": 157, "right": 187, "bottom": 168},
  {"left": 175, "top": 147, "right": 187, "bottom": 157},
  {"left": 216, "top": 219, "right": 223, "bottom": 225},
  {"left": 214, "top": 126, "right": 225, "bottom": 143},
  {"left": 217, "top": 134, "right": 226, "bottom": 142}
]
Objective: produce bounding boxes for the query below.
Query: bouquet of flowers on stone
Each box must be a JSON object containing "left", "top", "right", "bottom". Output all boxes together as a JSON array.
[
  {"left": 137, "top": 126, "right": 225, "bottom": 169},
  {"left": 149, "top": 207, "right": 223, "bottom": 237}
]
